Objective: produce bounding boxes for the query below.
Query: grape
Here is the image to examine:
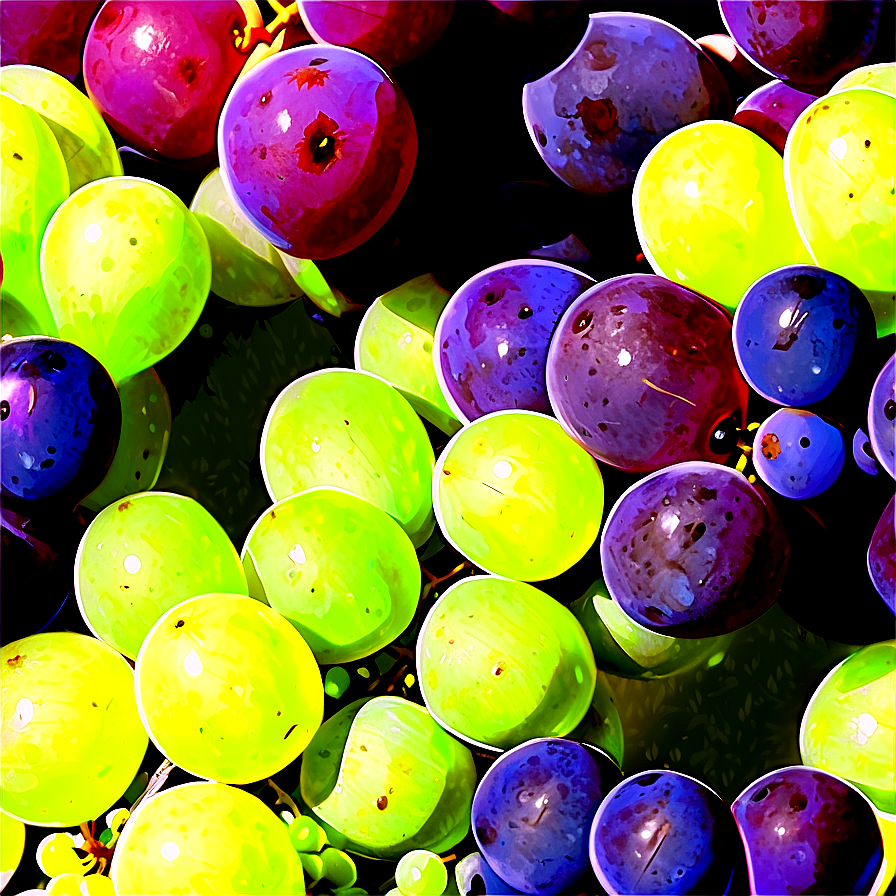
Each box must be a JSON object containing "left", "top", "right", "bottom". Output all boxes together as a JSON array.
[
  {"left": 0, "top": 632, "right": 148, "bottom": 827},
  {"left": 0, "top": 337, "right": 120, "bottom": 511},
  {"left": 732, "top": 767, "right": 885, "bottom": 895},
  {"left": 297, "top": 1, "right": 453, "bottom": 69},
  {"left": 455, "top": 852, "right": 524, "bottom": 896},
  {"left": 784, "top": 88, "right": 896, "bottom": 337},
  {"left": 81, "top": 368, "right": 172, "bottom": 512},
  {"left": 868, "top": 496, "right": 896, "bottom": 613},
  {"left": 433, "top": 410, "right": 603, "bottom": 581},
  {"left": 853, "top": 427, "right": 881, "bottom": 476},
  {"left": 868, "top": 354, "right": 895, "bottom": 480},
  {"left": 76, "top": 491, "right": 248, "bottom": 659},
  {"left": 300, "top": 852, "right": 324, "bottom": 883},
  {"left": 84, "top": 1, "right": 261, "bottom": 159},
  {"left": 589, "top": 770, "right": 745, "bottom": 895},
  {"left": 261, "top": 369, "right": 435, "bottom": 548},
  {"left": 355, "top": 273, "right": 461, "bottom": 435},
  {"left": 732, "top": 265, "right": 876, "bottom": 408},
  {"left": 110, "top": 781, "right": 304, "bottom": 895},
  {"left": 300, "top": 696, "right": 477, "bottom": 859},
  {"left": 37, "top": 832, "right": 95, "bottom": 877},
  {"left": 288, "top": 815, "right": 327, "bottom": 853},
  {"left": 831, "top": 62, "right": 895, "bottom": 95},
  {"left": 218, "top": 45, "right": 416, "bottom": 260},
  {"left": 801, "top": 641, "right": 895, "bottom": 814},
  {"left": 719, "top": 1, "right": 881, "bottom": 93},
  {"left": 41, "top": 176, "right": 212, "bottom": 382},
  {"left": 417, "top": 575, "right": 597, "bottom": 751},
  {"left": 77, "top": 876, "right": 114, "bottom": 895},
  {"left": 0, "top": 64, "right": 123, "bottom": 192},
  {"left": 546, "top": 274, "right": 749, "bottom": 472},
  {"left": 395, "top": 850, "right": 447, "bottom": 896},
  {"left": 1, "top": 811, "right": 25, "bottom": 890},
  {"left": 45, "top": 874, "right": 85, "bottom": 895},
  {"left": 600, "top": 461, "right": 789, "bottom": 638},
  {"left": 434, "top": 260, "right": 593, "bottom": 422},
  {"left": 276, "top": 250, "right": 360, "bottom": 317},
  {"left": 733, "top": 80, "right": 815, "bottom": 154},
  {"left": 634, "top": 120, "right": 812, "bottom": 312},
  {"left": 135, "top": 593, "right": 323, "bottom": 784},
  {"left": 320, "top": 848, "right": 357, "bottom": 889},
  {"left": 471, "top": 738, "right": 622, "bottom": 894},
  {"left": 523, "top": 12, "right": 731, "bottom": 195}
]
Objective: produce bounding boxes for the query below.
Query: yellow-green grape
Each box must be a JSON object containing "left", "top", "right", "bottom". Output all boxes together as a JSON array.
[
  {"left": 261, "top": 369, "right": 435, "bottom": 548},
  {"left": 37, "top": 832, "right": 96, "bottom": 877},
  {"left": 875, "top": 808, "right": 896, "bottom": 896},
  {"left": 800, "top": 640, "right": 895, "bottom": 813},
  {"left": 384, "top": 889, "right": 403, "bottom": 896},
  {"left": 831, "top": 63, "right": 896, "bottom": 97},
  {"left": 78, "top": 875, "right": 115, "bottom": 895},
  {"left": 0, "top": 64, "right": 123, "bottom": 192},
  {"left": 241, "top": 488, "right": 420, "bottom": 664},
  {"left": 40, "top": 176, "right": 211, "bottom": 381},
  {"left": 46, "top": 873, "right": 86, "bottom": 895},
  {"left": 277, "top": 250, "right": 361, "bottom": 317},
  {"left": 81, "top": 368, "right": 171, "bottom": 511},
  {"left": 1, "top": 810, "right": 25, "bottom": 890},
  {"left": 110, "top": 781, "right": 304, "bottom": 895},
  {"left": 785, "top": 88, "right": 895, "bottom": 336},
  {"left": 299, "top": 852, "right": 324, "bottom": 883},
  {"left": 433, "top": 410, "right": 603, "bottom": 581},
  {"left": 355, "top": 274, "right": 461, "bottom": 435},
  {"left": 1, "top": 633, "right": 147, "bottom": 828},
  {"left": 321, "top": 848, "right": 357, "bottom": 889},
  {"left": 395, "top": 850, "right": 447, "bottom": 896},
  {"left": 76, "top": 491, "right": 248, "bottom": 660},
  {"left": 634, "top": 120, "right": 811, "bottom": 312},
  {"left": 417, "top": 576, "right": 597, "bottom": 751},
  {"left": 301, "top": 696, "right": 477, "bottom": 860},
  {"left": 0, "top": 92, "right": 68, "bottom": 337},
  {"left": 288, "top": 814, "right": 327, "bottom": 853},
  {"left": 135, "top": 593, "right": 323, "bottom": 784},
  {"left": 566, "top": 672, "right": 625, "bottom": 770}
]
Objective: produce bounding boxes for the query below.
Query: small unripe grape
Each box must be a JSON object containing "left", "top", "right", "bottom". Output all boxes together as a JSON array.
[{"left": 396, "top": 850, "right": 447, "bottom": 896}]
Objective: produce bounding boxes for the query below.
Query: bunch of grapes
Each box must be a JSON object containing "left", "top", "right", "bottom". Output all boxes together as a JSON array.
[{"left": 1, "top": 2, "right": 894, "bottom": 895}]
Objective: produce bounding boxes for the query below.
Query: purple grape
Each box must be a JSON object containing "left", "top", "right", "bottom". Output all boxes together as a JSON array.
[
  {"left": 522, "top": 12, "right": 731, "bottom": 195},
  {"left": 732, "top": 767, "right": 884, "bottom": 895},
  {"left": 733, "top": 80, "right": 815, "bottom": 154},
  {"left": 0, "top": 338, "right": 120, "bottom": 512},
  {"left": 852, "top": 428, "right": 880, "bottom": 476},
  {"left": 589, "top": 770, "right": 745, "bottom": 895},
  {"left": 732, "top": 266, "right": 875, "bottom": 409},
  {"left": 868, "top": 494, "right": 895, "bottom": 614},
  {"left": 600, "top": 462, "right": 788, "bottom": 638},
  {"left": 868, "top": 354, "right": 895, "bottom": 480},
  {"left": 472, "top": 738, "right": 622, "bottom": 895},
  {"left": 434, "top": 260, "right": 593, "bottom": 422},
  {"left": 546, "top": 275, "right": 749, "bottom": 473}
]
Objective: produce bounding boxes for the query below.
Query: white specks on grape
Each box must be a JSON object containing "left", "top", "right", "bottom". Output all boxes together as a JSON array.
[
  {"left": 403, "top": 332, "right": 413, "bottom": 344},
  {"left": 828, "top": 137, "right": 848, "bottom": 160},
  {"left": 160, "top": 841, "right": 180, "bottom": 861},
  {"left": 14, "top": 698, "right": 34, "bottom": 729},
  {"left": 124, "top": 554, "right": 141, "bottom": 574},
  {"left": 811, "top": 365, "right": 821, "bottom": 375},
  {"left": 277, "top": 109, "right": 292, "bottom": 133},
  {"left": 661, "top": 511, "right": 680, "bottom": 535},
  {"left": 684, "top": 180, "right": 699, "bottom": 198},
  {"left": 497, "top": 340, "right": 509, "bottom": 358},
  {"left": 183, "top": 650, "right": 203, "bottom": 677},
  {"left": 855, "top": 712, "right": 878, "bottom": 745},
  {"left": 617, "top": 349, "right": 632, "bottom": 367},
  {"left": 83, "top": 223, "right": 102, "bottom": 243},
  {"left": 19, "top": 452, "right": 34, "bottom": 470},
  {"left": 493, "top": 460, "right": 512, "bottom": 479},
  {"left": 311, "top": 439, "right": 321, "bottom": 453},
  {"left": 288, "top": 544, "right": 306, "bottom": 564},
  {"left": 779, "top": 309, "right": 793, "bottom": 328}
]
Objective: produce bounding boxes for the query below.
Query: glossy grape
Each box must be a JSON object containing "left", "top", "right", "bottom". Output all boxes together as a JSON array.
[
  {"left": 1, "top": 337, "right": 120, "bottom": 511},
  {"left": 522, "top": 12, "right": 731, "bottom": 195},
  {"left": 831, "top": 62, "right": 896, "bottom": 95},
  {"left": 733, "top": 80, "right": 815, "bottom": 154},
  {"left": 111, "top": 781, "right": 303, "bottom": 895},
  {"left": 868, "top": 354, "right": 895, "bottom": 480},
  {"left": 456, "top": 852, "right": 524, "bottom": 896},
  {"left": 135, "top": 593, "right": 323, "bottom": 783},
  {"left": 472, "top": 738, "right": 622, "bottom": 894},
  {"left": 219, "top": 45, "right": 416, "bottom": 260},
  {"left": 76, "top": 491, "right": 248, "bottom": 659},
  {"left": 417, "top": 576, "right": 596, "bottom": 751},
  {"left": 868, "top": 496, "right": 896, "bottom": 614},
  {"left": 601, "top": 461, "right": 788, "bottom": 638},
  {"left": 732, "top": 767, "right": 885, "bottom": 895},
  {"left": 1, "top": 811, "right": 25, "bottom": 891},
  {"left": 1, "top": 632, "right": 148, "bottom": 827},
  {"left": 547, "top": 274, "right": 749, "bottom": 472},
  {"left": 395, "top": 849, "right": 447, "bottom": 896},
  {"left": 435, "top": 260, "right": 593, "bottom": 422}
]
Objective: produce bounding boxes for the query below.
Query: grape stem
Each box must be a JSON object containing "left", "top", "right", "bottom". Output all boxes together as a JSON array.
[
  {"left": 129, "top": 758, "right": 174, "bottom": 814},
  {"left": 268, "top": 778, "right": 302, "bottom": 818}
]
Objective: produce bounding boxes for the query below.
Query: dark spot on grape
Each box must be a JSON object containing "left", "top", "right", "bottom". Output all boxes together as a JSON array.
[
  {"left": 799, "top": 437, "right": 810, "bottom": 448},
  {"left": 885, "top": 400, "right": 895, "bottom": 421},
  {"left": 790, "top": 793, "right": 808, "bottom": 811},
  {"left": 492, "top": 664, "right": 505, "bottom": 677},
  {"left": 761, "top": 433, "right": 781, "bottom": 460},
  {"left": 118, "top": 501, "right": 131, "bottom": 511},
  {"left": 574, "top": 310, "right": 593, "bottom": 334},
  {"left": 752, "top": 786, "right": 770, "bottom": 802},
  {"left": 574, "top": 96, "right": 620, "bottom": 141},
  {"left": 260, "top": 90, "right": 272, "bottom": 105},
  {"left": 40, "top": 458, "right": 54, "bottom": 468},
  {"left": 10, "top": 476, "right": 17, "bottom": 484},
  {"left": 310, "top": 57, "right": 327, "bottom": 65},
  {"left": 277, "top": 711, "right": 281, "bottom": 716},
  {"left": 175, "top": 619, "right": 184, "bottom": 628},
  {"left": 518, "top": 306, "right": 533, "bottom": 319},
  {"left": 129, "top": 237, "right": 138, "bottom": 246},
  {"left": 92, "top": 702, "right": 98, "bottom": 707},
  {"left": 518, "top": 347, "right": 526, "bottom": 357},
  {"left": 135, "top": 471, "right": 141, "bottom": 480},
  {"left": 284, "top": 724, "right": 297, "bottom": 739},
  {"left": 537, "top": 129, "right": 547, "bottom": 147},
  {"left": 178, "top": 56, "right": 201, "bottom": 85},
  {"left": 725, "top": 511, "right": 734, "bottom": 522},
  {"left": 865, "top": 139, "right": 871, "bottom": 148},
  {"left": 0, "top": 400, "right": 9, "bottom": 420},
  {"left": 142, "top": 449, "right": 150, "bottom": 459},
  {"left": 849, "top": 193, "right": 854, "bottom": 198},
  {"left": 377, "top": 795, "right": 388, "bottom": 810},
  {"left": 47, "top": 446, "right": 55, "bottom": 454},
  {"left": 12, "top": 152, "right": 22, "bottom": 161},
  {"left": 833, "top": 318, "right": 844, "bottom": 329},
  {"left": 791, "top": 274, "right": 824, "bottom": 300},
  {"left": 476, "top": 822, "right": 497, "bottom": 845}
]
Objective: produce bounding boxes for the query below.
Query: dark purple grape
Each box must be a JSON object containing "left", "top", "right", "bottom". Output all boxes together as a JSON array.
[
  {"left": 435, "top": 260, "right": 593, "bottom": 421},
  {"left": 472, "top": 738, "right": 622, "bottom": 895},
  {"left": 868, "top": 354, "right": 895, "bottom": 480},
  {"left": 546, "top": 275, "right": 749, "bottom": 473},
  {"left": 522, "top": 12, "right": 731, "bottom": 195},
  {"left": 868, "top": 494, "right": 895, "bottom": 614},
  {"left": 733, "top": 80, "right": 815, "bottom": 154},
  {"left": 589, "top": 770, "right": 746, "bottom": 895},
  {"left": 0, "top": 338, "right": 120, "bottom": 512},
  {"left": 719, "top": 1, "right": 882, "bottom": 93},
  {"left": 732, "top": 767, "right": 884, "bottom": 895},
  {"left": 456, "top": 853, "right": 525, "bottom": 896},
  {"left": 732, "top": 265, "right": 876, "bottom": 409},
  {"left": 852, "top": 428, "right": 881, "bottom": 476},
  {"left": 600, "top": 462, "right": 788, "bottom": 638}
]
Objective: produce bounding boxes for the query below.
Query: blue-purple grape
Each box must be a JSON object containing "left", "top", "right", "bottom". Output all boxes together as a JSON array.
[
  {"left": 868, "top": 354, "right": 895, "bottom": 480},
  {"left": 868, "top": 495, "right": 895, "bottom": 614}
]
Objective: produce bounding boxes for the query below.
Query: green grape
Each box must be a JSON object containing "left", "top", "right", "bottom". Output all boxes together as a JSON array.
[
  {"left": 355, "top": 274, "right": 461, "bottom": 435},
  {"left": 301, "top": 696, "right": 477, "bottom": 860},
  {"left": 1, "top": 810, "right": 25, "bottom": 890},
  {"left": 78, "top": 875, "right": 115, "bottom": 895},
  {"left": 1, "top": 292, "right": 45, "bottom": 339},
  {"left": 0, "top": 64, "right": 123, "bottom": 192},
  {"left": 1, "top": 633, "right": 147, "bottom": 828},
  {"left": 299, "top": 852, "right": 324, "bottom": 882},
  {"left": 135, "top": 593, "right": 323, "bottom": 784},
  {"left": 0, "top": 92, "right": 68, "bottom": 337},
  {"left": 46, "top": 873, "right": 86, "bottom": 895},
  {"left": 110, "top": 781, "right": 304, "bottom": 895},
  {"left": 277, "top": 250, "right": 361, "bottom": 317},
  {"left": 288, "top": 814, "right": 327, "bottom": 853},
  {"left": 384, "top": 889, "right": 404, "bottom": 896},
  {"left": 395, "top": 850, "right": 447, "bottom": 896},
  {"left": 785, "top": 87, "right": 895, "bottom": 336},
  {"left": 40, "top": 176, "right": 211, "bottom": 381},
  {"left": 261, "top": 369, "right": 435, "bottom": 548},
  {"left": 37, "top": 832, "right": 96, "bottom": 877},
  {"left": 567, "top": 671, "right": 625, "bottom": 769},
  {"left": 325, "top": 667, "right": 351, "bottom": 698},
  {"left": 433, "top": 410, "right": 603, "bottom": 581},
  {"left": 321, "top": 848, "right": 357, "bottom": 889},
  {"left": 634, "top": 120, "right": 812, "bottom": 312},
  {"left": 800, "top": 641, "right": 895, "bottom": 813},
  {"left": 81, "top": 368, "right": 172, "bottom": 511},
  {"left": 876, "top": 809, "right": 896, "bottom": 896},
  {"left": 241, "top": 488, "right": 420, "bottom": 664},
  {"left": 831, "top": 63, "right": 895, "bottom": 96},
  {"left": 76, "top": 491, "right": 248, "bottom": 659},
  {"left": 417, "top": 576, "right": 597, "bottom": 751}
]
